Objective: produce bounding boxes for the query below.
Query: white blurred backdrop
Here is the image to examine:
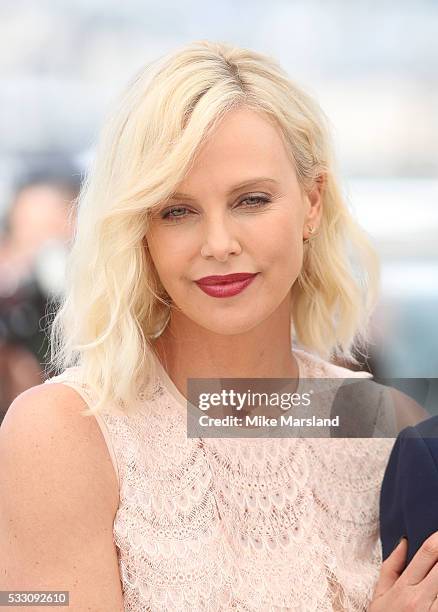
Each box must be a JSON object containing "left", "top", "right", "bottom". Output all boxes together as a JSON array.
[{"left": 0, "top": 0, "right": 436, "bottom": 397}]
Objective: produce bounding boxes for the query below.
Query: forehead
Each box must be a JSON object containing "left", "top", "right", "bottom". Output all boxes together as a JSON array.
[{"left": 178, "top": 107, "right": 295, "bottom": 192}]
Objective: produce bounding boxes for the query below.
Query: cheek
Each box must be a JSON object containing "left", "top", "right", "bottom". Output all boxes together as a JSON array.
[
  {"left": 261, "top": 214, "right": 302, "bottom": 270},
  {"left": 147, "top": 233, "right": 193, "bottom": 291}
]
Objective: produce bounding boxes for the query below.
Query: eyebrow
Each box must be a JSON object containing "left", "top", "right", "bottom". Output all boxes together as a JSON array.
[{"left": 170, "top": 177, "right": 279, "bottom": 200}]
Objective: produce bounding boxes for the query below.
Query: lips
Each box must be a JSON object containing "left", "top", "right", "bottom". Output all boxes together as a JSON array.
[
  {"left": 195, "top": 273, "right": 258, "bottom": 285},
  {"left": 195, "top": 273, "right": 259, "bottom": 298}
]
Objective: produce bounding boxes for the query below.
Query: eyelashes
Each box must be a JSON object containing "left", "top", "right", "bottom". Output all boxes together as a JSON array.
[{"left": 160, "top": 195, "right": 272, "bottom": 222}]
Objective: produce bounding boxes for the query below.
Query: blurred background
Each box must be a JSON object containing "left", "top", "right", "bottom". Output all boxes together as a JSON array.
[{"left": 1, "top": 0, "right": 437, "bottom": 420}]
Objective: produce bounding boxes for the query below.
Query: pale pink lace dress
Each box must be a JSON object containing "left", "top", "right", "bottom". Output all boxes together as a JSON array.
[{"left": 43, "top": 348, "right": 396, "bottom": 611}]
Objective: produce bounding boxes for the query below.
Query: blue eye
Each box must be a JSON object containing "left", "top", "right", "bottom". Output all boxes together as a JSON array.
[
  {"left": 239, "top": 195, "right": 271, "bottom": 208},
  {"left": 160, "top": 194, "right": 271, "bottom": 222},
  {"left": 161, "top": 206, "right": 192, "bottom": 221}
]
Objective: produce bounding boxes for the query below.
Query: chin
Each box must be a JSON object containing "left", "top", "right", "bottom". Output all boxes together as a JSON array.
[{"left": 191, "top": 310, "right": 268, "bottom": 336}]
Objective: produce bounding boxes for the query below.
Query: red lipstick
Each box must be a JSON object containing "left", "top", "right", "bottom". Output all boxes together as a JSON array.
[{"left": 195, "top": 273, "right": 258, "bottom": 298}]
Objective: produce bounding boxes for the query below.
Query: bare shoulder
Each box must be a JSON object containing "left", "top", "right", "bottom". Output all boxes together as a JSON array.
[
  {"left": 0, "top": 383, "right": 123, "bottom": 610},
  {"left": 0, "top": 382, "right": 119, "bottom": 511}
]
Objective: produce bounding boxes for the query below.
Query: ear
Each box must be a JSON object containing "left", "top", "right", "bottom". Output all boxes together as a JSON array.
[{"left": 303, "top": 174, "right": 325, "bottom": 229}]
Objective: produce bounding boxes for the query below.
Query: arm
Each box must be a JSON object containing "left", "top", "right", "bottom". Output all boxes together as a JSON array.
[{"left": 0, "top": 383, "right": 124, "bottom": 611}]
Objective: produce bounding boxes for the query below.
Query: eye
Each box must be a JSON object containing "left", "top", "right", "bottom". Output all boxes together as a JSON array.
[
  {"left": 160, "top": 206, "right": 193, "bottom": 221},
  {"left": 159, "top": 194, "right": 271, "bottom": 222},
  {"left": 238, "top": 195, "right": 271, "bottom": 208}
]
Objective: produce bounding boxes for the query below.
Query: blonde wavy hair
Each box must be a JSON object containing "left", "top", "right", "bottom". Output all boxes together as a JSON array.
[{"left": 47, "top": 39, "right": 380, "bottom": 416}]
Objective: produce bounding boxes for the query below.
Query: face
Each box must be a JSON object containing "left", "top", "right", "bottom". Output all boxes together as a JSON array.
[{"left": 145, "top": 107, "right": 322, "bottom": 336}]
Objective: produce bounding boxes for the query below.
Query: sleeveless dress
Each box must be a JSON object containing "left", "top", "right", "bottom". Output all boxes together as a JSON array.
[{"left": 43, "top": 347, "right": 397, "bottom": 612}]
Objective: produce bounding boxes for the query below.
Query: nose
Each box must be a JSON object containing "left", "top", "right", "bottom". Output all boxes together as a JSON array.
[{"left": 200, "top": 214, "right": 242, "bottom": 262}]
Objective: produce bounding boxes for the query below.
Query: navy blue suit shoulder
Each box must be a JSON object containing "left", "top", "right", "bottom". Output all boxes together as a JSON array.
[{"left": 380, "top": 415, "right": 438, "bottom": 564}]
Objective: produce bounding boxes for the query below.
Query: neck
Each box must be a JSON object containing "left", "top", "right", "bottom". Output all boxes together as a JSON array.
[{"left": 151, "top": 296, "right": 299, "bottom": 398}]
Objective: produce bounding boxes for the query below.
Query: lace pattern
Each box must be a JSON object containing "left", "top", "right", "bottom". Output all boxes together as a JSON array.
[{"left": 43, "top": 349, "right": 395, "bottom": 611}]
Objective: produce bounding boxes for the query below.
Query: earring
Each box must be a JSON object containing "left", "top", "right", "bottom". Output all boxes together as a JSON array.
[{"left": 303, "top": 225, "right": 316, "bottom": 245}]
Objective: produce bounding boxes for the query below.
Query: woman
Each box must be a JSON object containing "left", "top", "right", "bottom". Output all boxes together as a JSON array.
[{"left": 1, "top": 40, "right": 437, "bottom": 611}]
